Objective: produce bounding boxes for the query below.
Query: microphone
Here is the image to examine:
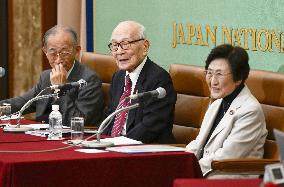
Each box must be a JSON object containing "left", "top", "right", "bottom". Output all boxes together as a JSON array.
[
  {"left": 129, "top": 87, "right": 166, "bottom": 100},
  {"left": 0, "top": 67, "right": 5, "bottom": 77},
  {"left": 50, "top": 79, "right": 87, "bottom": 90},
  {"left": 81, "top": 103, "right": 140, "bottom": 148}
]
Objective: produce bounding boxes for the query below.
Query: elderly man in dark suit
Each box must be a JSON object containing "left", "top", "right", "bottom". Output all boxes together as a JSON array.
[
  {"left": 104, "top": 20, "right": 177, "bottom": 143},
  {"left": 0, "top": 25, "right": 104, "bottom": 126}
]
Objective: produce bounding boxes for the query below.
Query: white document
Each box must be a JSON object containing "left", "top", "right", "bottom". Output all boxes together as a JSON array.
[
  {"left": 25, "top": 130, "right": 49, "bottom": 137},
  {"left": 1, "top": 115, "right": 23, "bottom": 120},
  {"left": 25, "top": 123, "right": 49, "bottom": 129},
  {"left": 19, "top": 124, "right": 69, "bottom": 130},
  {"left": 7, "top": 123, "right": 49, "bottom": 130},
  {"left": 75, "top": 149, "right": 107, "bottom": 153},
  {"left": 106, "top": 145, "right": 186, "bottom": 153},
  {"left": 101, "top": 136, "right": 143, "bottom": 145},
  {"left": 25, "top": 128, "right": 71, "bottom": 137}
]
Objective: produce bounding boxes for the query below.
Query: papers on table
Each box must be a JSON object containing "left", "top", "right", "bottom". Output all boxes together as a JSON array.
[
  {"left": 22, "top": 124, "right": 70, "bottom": 130},
  {"left": 79, "top": 136, "right": 142, "bottom": 148},
  {"left": 0, "top": 114, "right": 22, "bottom": 120},
  {"left": 3, "top": 124, "right": 49, "bottom": 134},
  {"left": 101, "top": 136, "right": 143, "bottom": 145},
  {"left": 25, "top": 128, "right": 71, "bottom": 137},
  {"left": 106, "top": 145, "right": 186, "bottom": 153},
  {"left": 75, "top": 149, "right": 107, "bottom": 153},
  {"left": 24, "top": 123, "right": 49, "bottom": 130},
  {"left": 25, "top": 129, "right": 49, "bottom": 137}
]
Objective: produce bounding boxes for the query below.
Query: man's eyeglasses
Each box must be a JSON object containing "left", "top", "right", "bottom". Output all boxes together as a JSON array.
[
  {"left": 204, "top": 70, "right": 231, "bottom": 79},
  {"left": 45, "top": 48, "right": 73, "bottom": 59},
  {"left": 108, "top": 38, "right": 144, "bottom": 52}
]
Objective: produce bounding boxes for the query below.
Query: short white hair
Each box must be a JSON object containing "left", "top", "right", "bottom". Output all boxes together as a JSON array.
[{"left": 115, "top": 20, "right": 147, "bottom": 39}]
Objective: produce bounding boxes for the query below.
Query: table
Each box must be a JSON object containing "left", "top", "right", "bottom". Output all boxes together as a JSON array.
[
  {"left": 0, "top": 120, "right": 46, "bottom": 143},
  {"left": 0, "top": 120, "right": 202, "bottom": 187},
  {"left": 173, "top": 178, "right": 263, "bottom": 187}
]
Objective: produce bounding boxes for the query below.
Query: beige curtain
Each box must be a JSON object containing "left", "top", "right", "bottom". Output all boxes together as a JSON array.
[{"left": 12, "top": 0, "right": 42, "bottom": 97}]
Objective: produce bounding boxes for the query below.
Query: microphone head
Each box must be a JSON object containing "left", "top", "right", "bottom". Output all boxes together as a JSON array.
[
  {"left": 78, "top": 79, "right": 87, "bottom": 89},
  {"left": 156, "top": 87, "right": 166, "bottom": 99},
  {"left": 0, "top": 67, "right": 5, "bottom": 78}
]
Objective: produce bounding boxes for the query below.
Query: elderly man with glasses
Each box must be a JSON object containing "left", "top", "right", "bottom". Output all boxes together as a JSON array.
[
  {"left": 102, "top": 20, "right": 177, "bottom": 144},
  {"left": 0, "top": 25, "right": 104, "bottom": 126}
]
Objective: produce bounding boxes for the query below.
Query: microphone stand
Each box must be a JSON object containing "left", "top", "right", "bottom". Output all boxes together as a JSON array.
[
  {"left": 81, "top": 103, "right": 140, "bottom": 148},
  {"left": 3, "top": 93, "right": 59, "bottom": 132}
]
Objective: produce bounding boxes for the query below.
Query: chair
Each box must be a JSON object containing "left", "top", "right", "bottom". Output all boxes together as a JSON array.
[
  {"left": 80, "top": 52, "right": 118, "bottom": 106},
  {"left": 169, "top": 64, "right": 210, "bottom": 144},
  {"left": 207, "top": 69, "right": 284, "bottom": 177}
]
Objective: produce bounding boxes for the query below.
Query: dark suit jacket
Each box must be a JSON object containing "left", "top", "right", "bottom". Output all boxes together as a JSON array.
[
  {"left": 104, "top": 57, "right": 177, "bottom": 143},
  {"left": 1, "top": 61, "right": 104, "bottom": 126}
]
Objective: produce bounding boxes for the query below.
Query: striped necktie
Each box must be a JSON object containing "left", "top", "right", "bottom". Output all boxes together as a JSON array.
[{"left": 111, "top": 75, "right": 132, "bottom": 137}]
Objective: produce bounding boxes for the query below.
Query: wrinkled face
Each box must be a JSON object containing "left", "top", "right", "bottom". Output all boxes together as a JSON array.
[
  {"left": 109, "top": 23, "right": 149, "bottom": 72},
  {"left": 43, "top": 31, "right": 80, "bottom": 72},
  {"left": 205, "top": 58, "right": 241, "bottom": 99}
]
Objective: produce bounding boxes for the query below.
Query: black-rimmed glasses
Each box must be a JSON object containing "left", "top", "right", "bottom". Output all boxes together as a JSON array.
[{"left": 108, "top": 38, "right": 144, "bottom": 52}]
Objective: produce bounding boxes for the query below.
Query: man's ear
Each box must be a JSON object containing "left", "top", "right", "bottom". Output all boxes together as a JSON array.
[
  {"left": 75, "top": 45, "right": 81, "bottom": 52},
  {"left": 75, "top": 45, "right": 81, "bottom": 60},
  {"left": 143, "top": 40, "right": 150, "bottom": 54},
  {"left": 42, "top": 47, "right": 47, "bottom": 54}
]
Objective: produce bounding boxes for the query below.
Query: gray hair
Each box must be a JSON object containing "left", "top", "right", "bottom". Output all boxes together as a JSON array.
[{"left": 43, "top": 25, "right": 78, "bottom": 47}]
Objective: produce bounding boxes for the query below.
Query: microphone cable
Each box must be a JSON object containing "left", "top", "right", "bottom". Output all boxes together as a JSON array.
[
  {"left": 0, "top": 103, "right": 141, "bottom": 154},
  {"left": 0, "top": 127, "right": 101, "bottom": 153},
  {"left": 0, "top": 144, "right": 77, "bottom": 153},
  {"left": 0, "top": 92, "right": 135, "bottom": 153}
]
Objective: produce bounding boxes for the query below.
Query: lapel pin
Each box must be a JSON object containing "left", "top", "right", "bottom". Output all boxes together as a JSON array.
[{"left": 229, "top": 110, "right": 234, "bottom": 115}]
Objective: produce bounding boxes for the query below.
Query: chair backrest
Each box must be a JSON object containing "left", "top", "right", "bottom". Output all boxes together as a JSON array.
[
  {"left": 246, "top": 69, "right": 284, "bottom": 160},
  {"left": 80, "top": 52, "right": 118, "bottom": 106},
  {"left": 169, "top": 64, "right": 210, "bottom": 144}
]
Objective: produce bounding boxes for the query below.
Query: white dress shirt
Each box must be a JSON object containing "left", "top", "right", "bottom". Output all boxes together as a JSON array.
[{"left": 121, "top": 57, "right": 147, "bottom": 135}]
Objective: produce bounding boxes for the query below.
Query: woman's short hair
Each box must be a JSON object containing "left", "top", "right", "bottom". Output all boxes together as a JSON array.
[{"left": 205, "top": 44, "right": 250, "bottom": 82}]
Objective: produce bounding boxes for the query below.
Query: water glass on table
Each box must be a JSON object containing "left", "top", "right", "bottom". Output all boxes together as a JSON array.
[
  {"left": 0, "top": 103, "right": 11, "bottom": 126},
  {"left": 71, "top": 117, "right": 84, "bottom": 141}
]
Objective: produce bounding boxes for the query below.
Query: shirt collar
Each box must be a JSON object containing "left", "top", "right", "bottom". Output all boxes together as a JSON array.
[
  {"left": 126, "top": 56, "right": 147, "bottom": 89},
  {"left": 222, "top": 83, "right": 245, "bottom": 111},
  {"left": 66, "top": 60, "right": 75, "bottom": 78}
]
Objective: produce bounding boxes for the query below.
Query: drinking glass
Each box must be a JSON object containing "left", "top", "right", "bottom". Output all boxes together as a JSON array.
[
  {"left": 0, "top": 103, "right": 11, "bottom": 126},
  {"left": 71, "top": 117, "right": 84, "bottom": 141}
]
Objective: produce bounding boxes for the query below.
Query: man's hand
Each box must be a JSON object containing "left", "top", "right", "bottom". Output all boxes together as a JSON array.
[{"left": 50, "top": 64, "right": 68, "bottom": 85}]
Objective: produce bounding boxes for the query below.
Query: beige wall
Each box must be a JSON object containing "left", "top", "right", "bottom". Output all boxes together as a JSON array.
[{"left": 57, "top": 0, "right": 87, "bottom": 52}]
